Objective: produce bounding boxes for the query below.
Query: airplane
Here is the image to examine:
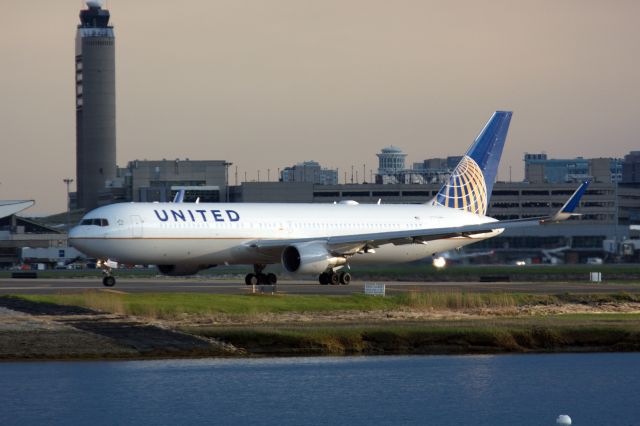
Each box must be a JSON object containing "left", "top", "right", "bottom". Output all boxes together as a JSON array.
[{"left": 69, "top": 111, "right": 590, "bottom": 287}]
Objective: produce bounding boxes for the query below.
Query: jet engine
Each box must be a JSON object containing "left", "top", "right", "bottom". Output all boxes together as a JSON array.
[
  {"left": 281, "top": 242, "right": 346, "bottom": 274},
  {"left": 156, "top": 264, "right": 214, "bottom": 276}
]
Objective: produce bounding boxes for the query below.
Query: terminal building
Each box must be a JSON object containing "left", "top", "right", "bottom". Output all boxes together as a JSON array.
[
  {"left": 524, "top": 153, "right": 622, "bottom": 184},
  {"left": 0, "top": 201, "right": 67, "bottom": 267}
]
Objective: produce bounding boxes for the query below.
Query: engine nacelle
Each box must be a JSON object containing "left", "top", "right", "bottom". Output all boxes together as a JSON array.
[
  {"left": 156, "top": 264, "right": 214, "bottom": 276},
  {"left": 281, "top": 242, "right": 346, "bottom": 275}
]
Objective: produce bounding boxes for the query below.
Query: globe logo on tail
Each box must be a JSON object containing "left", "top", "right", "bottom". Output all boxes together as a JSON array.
[{"left": 432, "top": 155, "right": 488, "bottom": 215}]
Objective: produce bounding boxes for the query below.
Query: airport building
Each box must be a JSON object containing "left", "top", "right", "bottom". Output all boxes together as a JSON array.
[
  {"left": 622, "top": 151, "right": 640, "bottom": 183},
  {"left": 0, "top": 201, "right": 67, "bottom": 267},
  {"left": 75, "top": 1, "right": 117, "bottom": 211},
  {"left": 280, "top": 161, "right": 338, "bottom": 185},
  {"left": 524, "top": 153, "right": 623, "bottom": 184},
  {"left": 111, "top": 159, "right": 230, "bottom": 203},
  {"left": 375, "top": 146, "right": 461, "bottom": 184}
]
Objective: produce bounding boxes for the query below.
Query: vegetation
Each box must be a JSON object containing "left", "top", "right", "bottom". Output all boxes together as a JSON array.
[
  {"left": 186, "top": 316, "right": 640, "bottom": 355},
  {"left": 17, "top": 290, "right": 640, "bottom": 320},
  {"left": 18, "top": 291, "right": 541, "bottom": 319},
  {"left": 9, "top": 291, "right": 640, "bottom": 356}
]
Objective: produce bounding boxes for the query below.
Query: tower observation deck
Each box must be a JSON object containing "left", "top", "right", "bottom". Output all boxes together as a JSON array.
[{"left": 75, "top": 0, "right": 116, "bottom": 210}]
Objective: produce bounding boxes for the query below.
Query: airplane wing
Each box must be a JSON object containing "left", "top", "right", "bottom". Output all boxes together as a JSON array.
[{"left": 247, "top": 180, "right": 590, "bottom": 257}]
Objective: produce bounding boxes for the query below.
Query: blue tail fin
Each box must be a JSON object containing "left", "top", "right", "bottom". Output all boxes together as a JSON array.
[{"left": 431, "top": 111, "right": 512, "bottom": 215}]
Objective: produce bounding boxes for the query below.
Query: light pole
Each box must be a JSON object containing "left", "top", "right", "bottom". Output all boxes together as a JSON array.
[
  {"left": 63, "top": 178, "right": 73, "bottom": 231},
  {"left": 223, "top": 162, "right": 233, "bottom": 202}
]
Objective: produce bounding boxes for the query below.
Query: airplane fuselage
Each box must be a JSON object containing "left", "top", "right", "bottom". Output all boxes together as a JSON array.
[{"left": 69, "top": 202, "right": 501, "bottom": 268}]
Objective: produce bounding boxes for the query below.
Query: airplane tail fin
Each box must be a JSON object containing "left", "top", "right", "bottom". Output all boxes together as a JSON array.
[{"left": 431, "top": 111, "right": 512, "bottom": 215}]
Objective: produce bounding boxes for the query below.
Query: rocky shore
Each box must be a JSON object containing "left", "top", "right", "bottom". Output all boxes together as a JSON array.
[{"left": 0, "top": 297, "right": 239, "bottom": 360}]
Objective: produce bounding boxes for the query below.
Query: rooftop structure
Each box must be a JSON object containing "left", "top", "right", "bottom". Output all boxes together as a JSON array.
[{"left": 280, "top": 161, "right": 338, "bottom": 185}]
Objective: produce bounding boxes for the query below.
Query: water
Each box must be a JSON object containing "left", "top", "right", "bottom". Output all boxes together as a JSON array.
[{"left": 0, "top": 354, "right": 638, "bottom": 426}]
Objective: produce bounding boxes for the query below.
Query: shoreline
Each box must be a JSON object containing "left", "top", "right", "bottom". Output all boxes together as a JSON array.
[{"left": 1, "top": 295, "right": 639, "bottom": 361}]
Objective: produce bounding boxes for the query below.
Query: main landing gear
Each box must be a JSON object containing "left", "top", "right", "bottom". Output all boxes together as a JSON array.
[
  {"left": 97, "top": 259, "right": 116, "bottom": 287},
  {"left": 319, "top": 271, "right": 351, "bottom": 285},
  {"left": 245, "top": 264, "right": 278, "bottom": 285}
]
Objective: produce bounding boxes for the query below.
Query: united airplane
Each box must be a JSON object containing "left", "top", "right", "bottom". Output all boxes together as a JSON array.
[{"left": 69, "top": 111, "right": 589, "bottom": 287}]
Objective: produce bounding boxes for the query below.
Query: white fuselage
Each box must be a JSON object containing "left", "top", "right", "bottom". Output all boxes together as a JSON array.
[{"left": 69, "top": 202, "right": 502, "bottom": 269}]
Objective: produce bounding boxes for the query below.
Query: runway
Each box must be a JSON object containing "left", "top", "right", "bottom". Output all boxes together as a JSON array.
[{"left": 1, "top": 277, "right": 639, "bottom": 295}]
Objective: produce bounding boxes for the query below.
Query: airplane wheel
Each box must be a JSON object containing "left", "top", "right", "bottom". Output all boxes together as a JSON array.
[
  {"left": 245, "top": 273, "right": 258, "bottom": 285},
  {"left": 329, "top": 273, "right": 340, "bottom": 285},
  {"left": 319, "top": 273, "right": 329, "bottom": 285},
  {"left": 339, "top": 272, "right": 351, "bottom": 285},
  {"left": 267, "top": 273, "right": 277, "bottom": 285},
  {"left": 102, "top": 276, "right": 116, "bottom": 287}
]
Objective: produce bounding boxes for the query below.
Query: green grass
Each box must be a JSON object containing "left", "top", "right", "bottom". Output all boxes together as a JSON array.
[
  {"left": 17, "top": 291, "right": 539, "bottom": 319},
  {"left": 20, "top": 293, "right": 401, "bottom": 318},
  {"left": 16, "top": 290, "right": 640, "bottom": 320}
]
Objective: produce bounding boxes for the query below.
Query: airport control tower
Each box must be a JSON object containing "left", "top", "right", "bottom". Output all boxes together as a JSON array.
[{"left": 75, "top": 0, "right": 116, "bottom": 210}]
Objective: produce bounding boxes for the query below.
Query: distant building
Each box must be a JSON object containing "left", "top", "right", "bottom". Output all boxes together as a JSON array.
[
  {"left": 376, "top": 146, "right": 459, "bottom": 184},
  {"left": 280, "top": 161, "right": 338, "bottom": 185},
  {"left": 112, "top": 159, "right": 229, "bottom": 203},
  {"left": 377, "top": 146, "right": 407, "bottom": 173},
  {"left": 524, "top": 153, "right": 622, "bottom": 183},
  {"left": 622, "top": 151, "right": 640, "bottom": 183},
  {"left": 412, "top": 156, "right": 462, "bottom": 184}
]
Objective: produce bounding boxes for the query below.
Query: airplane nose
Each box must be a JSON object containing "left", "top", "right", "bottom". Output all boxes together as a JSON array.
[{"left": 68, "top": 226, "right": 82, "bottom": 249}]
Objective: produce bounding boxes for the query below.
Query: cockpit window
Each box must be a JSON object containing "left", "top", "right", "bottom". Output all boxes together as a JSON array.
[{"left": 80, "top": 218, "right": 109, "bottom": 227}]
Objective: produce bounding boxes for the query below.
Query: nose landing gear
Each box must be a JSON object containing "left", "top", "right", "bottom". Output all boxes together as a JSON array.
[{"left": 97, "top": 259, "right": 116, "bottom": 287}]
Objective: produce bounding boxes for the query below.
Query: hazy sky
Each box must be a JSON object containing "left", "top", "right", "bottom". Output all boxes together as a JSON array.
[{"left": 1, "top": 0, "right": 639, "bottom": 213}]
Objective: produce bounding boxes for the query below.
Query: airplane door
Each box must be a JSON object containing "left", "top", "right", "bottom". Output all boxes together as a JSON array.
[{"left": 130, "top": 215, "right": 143, "bottom": 238}]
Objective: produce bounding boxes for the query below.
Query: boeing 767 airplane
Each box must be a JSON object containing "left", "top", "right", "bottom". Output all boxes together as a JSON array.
[{"left": 69, "top": 111, "right": 589, "bottom": 287}]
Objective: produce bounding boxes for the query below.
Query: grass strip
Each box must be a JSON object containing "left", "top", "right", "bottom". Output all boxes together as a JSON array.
[{"left": 12, "top": 291, "right": 640, "bottom": 320}]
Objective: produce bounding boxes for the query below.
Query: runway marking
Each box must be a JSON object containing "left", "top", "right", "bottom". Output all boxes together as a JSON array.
[{"left": 100, "top": 289, "right": 128, "bottom": 295}]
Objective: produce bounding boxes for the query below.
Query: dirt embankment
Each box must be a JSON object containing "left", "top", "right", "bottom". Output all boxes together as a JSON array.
[
  {"left": 0, "top": 297, "right": 241, "bottom": 360},
  {"left": 149, "top": 302, "right": 640, "bottom": 327}
]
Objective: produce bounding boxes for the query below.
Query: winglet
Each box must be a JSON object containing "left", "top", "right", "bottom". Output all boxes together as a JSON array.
[
  {"left": 547, "top": 180, "right": 590, "bottom": 222},
  {"left": 172, "top": 189, "right": 185, "bottom": 203}
]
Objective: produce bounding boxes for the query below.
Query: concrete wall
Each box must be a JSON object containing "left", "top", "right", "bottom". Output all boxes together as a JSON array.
[{"left": 75, "top": 34, "right": 116, "bottom": 210}]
